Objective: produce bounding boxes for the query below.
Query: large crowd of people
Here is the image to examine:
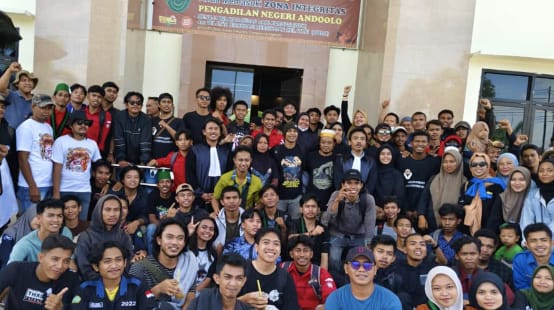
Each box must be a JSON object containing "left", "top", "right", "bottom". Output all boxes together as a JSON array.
[{"left": 0, "top": 61, "right": 553, "bottom": 310}]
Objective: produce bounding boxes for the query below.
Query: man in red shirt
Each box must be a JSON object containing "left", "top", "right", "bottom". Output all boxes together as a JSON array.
[
  {"left": 251, "top": 110, "right": 283, "bottom": 149},
  {"left": 84, "top": 85, "right": 111, "bottom": 154},
  {"left": 280, "top": 235, "right": 336, "bottom": 310},
  {"left": 48, "top": 83, "right": 71, "bottom": 138}
]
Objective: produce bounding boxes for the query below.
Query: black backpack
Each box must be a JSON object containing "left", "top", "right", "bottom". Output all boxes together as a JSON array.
[{"left": 279, "top": 261, "right": 322, "bottom": 301}]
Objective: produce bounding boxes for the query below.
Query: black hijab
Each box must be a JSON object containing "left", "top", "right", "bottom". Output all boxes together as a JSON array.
[{"left": 468, "top": 272, "right": 511, "bottom": 310}]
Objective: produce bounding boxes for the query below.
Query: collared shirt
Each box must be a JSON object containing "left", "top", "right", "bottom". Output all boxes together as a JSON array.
[
  {"left": 282, "top": 262, "right": 336, "bottom": 310},
  {"left": 5, "top": 90, "right": 32, "bottom": 129}
]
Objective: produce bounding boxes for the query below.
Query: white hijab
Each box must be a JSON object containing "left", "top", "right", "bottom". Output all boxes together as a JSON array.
[{"left": 424, "top": 266, "right": 464, "bottom": 310}]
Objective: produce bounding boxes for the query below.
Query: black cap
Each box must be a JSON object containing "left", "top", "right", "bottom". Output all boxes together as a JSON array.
[
  {"left": 68, "top": 110, "right": 91, "bottom": 125},
  {"left": 345, "top": 246, "right": 374, "bottom": 262},
  {"left": 343, "top": 169, "right": 362, "bottom": 182}
]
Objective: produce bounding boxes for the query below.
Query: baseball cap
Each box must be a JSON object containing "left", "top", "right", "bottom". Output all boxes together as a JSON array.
[
  {"left": 392, "top": 126, "right": 407, "bottom": 135},
  {"left": 32, "top": 94, "right": 54, "bottom": 107},
  {"left": 345, "top": 246, "right": 374, "bottom": 262},
  {"left": 282, "top": 121, "right": 298, "bottom": 133},
  {"left": 175, "top": 183, "right": 193, "bottom": 193},
  {"left": 343, "top": 169, "right": 362, "bottom": 182}
]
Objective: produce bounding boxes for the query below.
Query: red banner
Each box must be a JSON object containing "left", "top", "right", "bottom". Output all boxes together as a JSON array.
[{"left": 152, "top": 0, "right": 361, "bottom": 48}]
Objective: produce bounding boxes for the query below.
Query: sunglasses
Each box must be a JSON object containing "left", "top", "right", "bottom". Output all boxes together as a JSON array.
[
  {"left": 377, "top": 130, "right": 391, "bottom": 135},
  {"left": 75, "top": 120, "right": 92, "bottom": 126},
  {"left": 349, "top": 261, "right": 374, "bottom": 271},
  {"left": 470, "top": 161, "right": 488, "bottom": 168},
  {"left": 128, "top": 100, "right": 142, "bottom": 106},
  {"left": 197, "top": 95, "right": 211, "bottom": 101}
]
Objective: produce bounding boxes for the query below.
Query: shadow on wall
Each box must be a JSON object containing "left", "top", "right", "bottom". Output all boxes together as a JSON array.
[
  {"left": 395, "top": 56, "right": 469, "bottom": 119},
  {"left": 34, "top": 36, "right": 82, "bottom": 94}
]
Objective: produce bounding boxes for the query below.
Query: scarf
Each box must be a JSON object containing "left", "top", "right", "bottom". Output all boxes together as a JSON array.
[
  {"left": 430, "top": 149, "right": 465, "bottom": 222},
  {"left": 499, "top": 167, "right": 531, "bottom": 223},
  {"left": 523, "top": 265, "right": 554, "bottom": 310},
  {"left": 424, "top": 266, "right": 464, "bottom": 310},
  {"left": 171, "top": 250, "right": 199, "bottom": 307},
  {"left": 465, "top": 177, "right": 506, "bottom": 199}
]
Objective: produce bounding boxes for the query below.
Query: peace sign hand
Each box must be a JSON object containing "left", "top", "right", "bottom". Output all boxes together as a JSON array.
[{"left": 187, "top": 216, "right": 200, "bottom": 236}]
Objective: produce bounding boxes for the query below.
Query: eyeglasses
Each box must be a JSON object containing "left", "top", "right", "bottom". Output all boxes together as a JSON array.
[
  {"left": 197, "top": 95, "right": 211, "bottom": 101},
  {"left": 128, "top": 100, "right": 142, "bottom": 106},
  {"left": 470, "top": 161, "right": 488, "bottom": 168},
  {"left": 75, "top": 120, "right": 92, "bottom": 126},
  {"left": 377, "top": 130, "right": 391, "bottom": 135},
  {"left": 349, "top": 261, "right": 373, "bottom": 271}
]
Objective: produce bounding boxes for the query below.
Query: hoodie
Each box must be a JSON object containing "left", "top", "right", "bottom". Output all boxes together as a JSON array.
[{"left": 75, "top": 194, "right": 132, "bottom": 280}]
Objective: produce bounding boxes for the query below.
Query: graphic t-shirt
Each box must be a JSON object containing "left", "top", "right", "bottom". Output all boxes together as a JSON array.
[
  {"left": 0, "top": 261, "right": 79, "bottom": 310},
  {"left": 146, "top": 189, "right": 176, "bottom": 220},
  {"left": 51, "top": 135, "right": 101, "bottom": 192},
  {"left": 305, "top": 151, "right": 335, "bottom": 208},
  {"left": 16, "top": 119, "right": 54, "bottom": 187},
  {"left": 273, "top": 144, "right": 304, "bottom": 200},
  {"left": 396, "top": 156, "right": 441, "bottom": 211}
]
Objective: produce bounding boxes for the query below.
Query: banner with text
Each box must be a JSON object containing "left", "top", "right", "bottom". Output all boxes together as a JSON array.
[{"left": 152, "top": 0, "right": 361, "bottom": 48}]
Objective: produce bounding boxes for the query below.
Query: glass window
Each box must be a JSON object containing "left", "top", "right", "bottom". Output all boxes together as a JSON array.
[
  {"left": 533, "top": 78, "right": 554, "bottom": 105},
  {"left": 481, "top": 73, "right": 530, "bottom": 101},
  {"left": 209, "top": 68, "right": 254, "bottom": 107},
  {"left": 531, "top": 109, "right": 554, "bottom": 150}
]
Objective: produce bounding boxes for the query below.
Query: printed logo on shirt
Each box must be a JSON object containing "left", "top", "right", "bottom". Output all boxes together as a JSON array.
[
  {"left": 22, "top": 288, "right": 45, "bottom": 305},
  {"left": 145, "top": 290, "right": 155, "bottom": 299},
  {"left": 281, "top": 156, "right": 302, "bottom": 188},
  {"left": 72, "top": 295, "right": 82, "bottom": 304},
  {"left": 88, "top": 301, "right": 104, "bottom": 308},
  {"left": 403, "top": 169, "right": 412, "bottom": 180},
  {"left": 268, "top": 289, "right": 280, "bottom": 302},
  {"left": 64, "top": 147, "right": 91, "bottom": 172},
  {"left": 120, "top": 300, "right": 137, "bottom": 307},
  {"left": 312, "top": 161, "right": 333, "bottom": 190},
  {"left": 39, "top": 133, "right": 54, "bottom": 160}
]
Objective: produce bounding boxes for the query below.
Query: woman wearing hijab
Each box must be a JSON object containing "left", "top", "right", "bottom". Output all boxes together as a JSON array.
[
  {"left": 496, "top": 153, "right": 519, "bottom": 187},
  {"left": 374, "top": 144, "right": 405, "bottom": 208},
  {"left": 251, "top": 133, "right": 279, "bottom": 187},
  {"left": 496, "top": 167, "right": 531, "bottom": 224},
  {"left": 466, "top": 272, "right": 512, "bottom": 310},
  {"left": 465, "top": 122, "right": 490, "bottom": 156},
  {"left": 416, "top": 266, "right": 464, "bottom": 310},
  {"left": 520, "top": 158, "right": 554, "bottom": 232},
  {"left": 460, "top": 153, "right": 505, "bottom": 235},
  {"left": 513, "top": 265, "right": 554, "bottom": 310},
  {"left": 418, "top": 148, "right": 466, "bottom": 231}
]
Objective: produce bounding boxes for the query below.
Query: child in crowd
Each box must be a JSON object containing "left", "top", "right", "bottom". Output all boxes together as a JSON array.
[
  {"left": 493, "top": 222, "right": 524, "bottom": 267},
  {"left": 147, "top": 129, "right": 193, "bottom": 190},
  {"left": 375, "top": 196, "right": 401, "bottom": 239}
]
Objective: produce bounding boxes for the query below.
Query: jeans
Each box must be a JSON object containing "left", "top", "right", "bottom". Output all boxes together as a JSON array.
[
  {"left": 60, "top": 191, "right": 92, "bottom": 221},
  {"left": 328, "top": 235, "right": 366, "bottom": 276},
  {"left": 146, "top": 223, "right": 158, "bottom": 254},
  {"left": 17, "top": 186, "right": 52, "bottom": 214},
  {"left": 277, "top": 195, "right": 302, "bottom": 220}
]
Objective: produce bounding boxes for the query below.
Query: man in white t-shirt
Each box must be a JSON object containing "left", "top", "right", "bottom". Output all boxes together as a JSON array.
[
  {"left": 52, "top": 110, "right": 101, "bottom": 220},
  {"left": 16, "top": 94, "right": 55, "bottom": 213}
]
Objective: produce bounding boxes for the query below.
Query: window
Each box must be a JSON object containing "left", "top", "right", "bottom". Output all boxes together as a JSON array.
[{"left": 480, "top": 70, "right": 554, "bottom": 150}]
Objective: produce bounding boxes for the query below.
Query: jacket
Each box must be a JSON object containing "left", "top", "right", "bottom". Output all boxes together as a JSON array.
[
  {"left": 71, "top": 275, "right": 157, "bottom": 309},
  {"left": 76, "top": 195, "right": 133, "bottom": 280},
  {"left": 333, "top": 151, "right": 378, "bottom": 194},
  {"left": 214, "top": 207, "right": 244, "bottom": 248},
  {"left": 186, "top": 143, "right": 230, "bottom": 197},
  {"left": 113, "top": 111, "right": 152, "bottom": 164},
  {"left": 520, "top": 187, "right": 554, "bottom": 235}
]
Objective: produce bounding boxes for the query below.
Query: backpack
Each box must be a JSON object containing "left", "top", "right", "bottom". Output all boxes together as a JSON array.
[
  {"left": 279, "top": 261, "right": 322, "bottom": 301},
  {"left": 170, "top": 152, "right": 178, "bottom": 170},
  {"left": 97, "top": 110, "right": 105, "bottom": 142}
]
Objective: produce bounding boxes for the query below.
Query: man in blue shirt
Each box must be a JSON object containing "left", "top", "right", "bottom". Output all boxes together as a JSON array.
[
  {"left": 513, "top": 223, "right": 554, "bottom": 290},
  {"left": 0, "top": 62, "right": 38, "bottom": 128},
  {"left": 325, "top": 246, "right": 401, "bottom": 309}
]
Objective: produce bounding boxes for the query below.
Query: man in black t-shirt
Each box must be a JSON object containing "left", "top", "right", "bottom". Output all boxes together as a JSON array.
[
  {"left": 146, "top": 169, "right": 176, "bottom": 254},
  {"left": 273, "top": 122, "right": 304, "bottom": 220},
  {"left": 227, "top": 100, "right": 251, "bottom": 148},
  {"left": 304, "top": 129, "right": 336, "bottom": 208},
  {"left": 152, "top": 92, "right": 185, "bottom": 158},
  {"left": 183, "top": 88, "right": 212, "bottom": 144},
  {"left": 0, "top": 235, "right": 79, "bottom": 310}
]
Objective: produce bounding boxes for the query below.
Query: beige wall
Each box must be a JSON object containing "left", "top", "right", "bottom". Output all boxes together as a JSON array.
[
  {"left": 174, "top": 34, "right": 330, "bottom": 117},
  {"left": 379, "top": 0, "right": 476, "bottom": 122}
]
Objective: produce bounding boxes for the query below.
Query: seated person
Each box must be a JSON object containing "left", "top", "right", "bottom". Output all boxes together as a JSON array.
[
  {"left": 8, "top": 199, "right": 73, "bottom": 264},
  {"left": 76, "top": 195, "right": 132, "bottom": 280},
  {"left": 513, "top": 223, "right": 554, "bottom": 290},
  {"left": 71, "top": 241, "right": 157, "bottom": 309},
  {"left": 187, "top": 253, "right": 251, "bottom": 309},
  {"left": 62, "top": 195, "right": 89, "bottom": 241},
  {"left": 223, "top": 209, "right": 262, "bottom": 261},
  {"left": 0, "top": 235, "right": 79, "bottom": 309},
  {"left": 168, "top": 183, "right": 208, "bottom": 231},
  {"left": 237, "top": 227, "right": 299, "bottom": 309},
  {"left": 325, "top": 246, "right": 401, "bottom": 309}
]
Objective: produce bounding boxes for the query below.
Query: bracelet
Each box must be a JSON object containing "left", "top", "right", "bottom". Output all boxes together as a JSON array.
[{"left": 432, "top": 244, "right": 439, "bottom": 250}]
